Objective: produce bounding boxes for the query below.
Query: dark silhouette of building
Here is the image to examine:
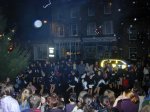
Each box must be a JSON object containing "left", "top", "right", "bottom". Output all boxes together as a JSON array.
[{"left": 33, "top": 0, "right": 150, "bottom": 61}]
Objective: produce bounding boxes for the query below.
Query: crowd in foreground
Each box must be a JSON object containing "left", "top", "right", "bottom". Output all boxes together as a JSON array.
[{"left": 0, "top": 59, "right": 150, "bottom": 112}]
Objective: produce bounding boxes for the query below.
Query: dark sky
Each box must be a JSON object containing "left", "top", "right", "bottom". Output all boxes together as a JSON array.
[
  {"left": 0, "top": 0, "right": 150, "bottom": 42},
  {"left": 1, "top": 0, "right": 51, "bottom": 41}
]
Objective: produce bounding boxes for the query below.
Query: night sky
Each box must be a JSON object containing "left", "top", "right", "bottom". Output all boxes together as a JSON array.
[
  {"left": 0, "top": 0, "right": 150, "bottom": 42},
  {"left": 0, "top": 0, "right": 51, "bottom": 41}
]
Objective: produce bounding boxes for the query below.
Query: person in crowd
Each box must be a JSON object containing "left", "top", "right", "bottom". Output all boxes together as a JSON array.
[
  {"left": 109, "top": 69, "right": 118, "bottom": 89},
  {"left": 87, "top": 73, "right": 95, "bottom": 95},
  {"left": 73, "top": 94, "right": 96, "bottom": 112},
  {"left": 66, "top": 70, "right": 78, "bottom": 93},
  {"left": 65, "top": 93, "right": 77, "bottom": 112},
  {"left": 72, "top": 61, "right": 77, "bottom": 72},
  {"left": 94, "top": 61, "right": 100, "bottom": 72},
  {"left": 94, "top": 70, "right": 105, "bottom": 95},
  {"left": 85, "top": 63, "right": 90, "bottom": 73},
  {"left": 0, "top": 83, "right": 21, "bottom": 112},
  {"left": 122, "top": 74, "right": 129, "bottom": 90},
  {"left": 72, "top": 91, "right": 88, "bottom": 112},
  {"left": 143, "top": 64, "right": 149, "bottom": 81},
  {"left": 81, "top": 72, "right": 88, "bottom": 90},
  {"left": 27, "top": 82, "right": 37, "bottom": 94},
  {"left": 48, "top": 71, "right": 57, "bottom": 94},
  {"left": 98, "top": 95, "right": 113, "bottom": 112},
  {"left": 77, "top": 60, "right": 85, "bottom": 78},
  {"left": 142, "top": 88, "right": 150, "bottom": 108},
  {"left": 103, "top": 89, "right": 116, "bottom": 107},
  {"left": 46, "top": 93, "right": 64, "bottom": 112},
  {"left": 40, "top": 93, "right": 49, "bottom": 112},
  {"left": 19, "top": 88, "right": 32, "bottom": 112},
  {"left": 91, "top": 94, "right": 100, "bottom": 111},
  {"left": 81, "top": 94, "right": 96, "bottom": 112},
  {"left": 23, "top": 94, "right": 41, "bottom": 112},
  {"left": 113, "top": 89, "right": 139, "bottom": 112},
  {"left": 132, "top": 82, "right": 145, "bottom": 112}
]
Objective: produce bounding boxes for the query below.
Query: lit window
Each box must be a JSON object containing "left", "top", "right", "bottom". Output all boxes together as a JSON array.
[{"left": 49, "top": 47, "right": 55, "bottom": 58}]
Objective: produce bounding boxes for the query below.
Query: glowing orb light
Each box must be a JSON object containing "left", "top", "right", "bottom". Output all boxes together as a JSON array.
[{"left": 34, "top": 20, "right": 42, "bottom": 28}]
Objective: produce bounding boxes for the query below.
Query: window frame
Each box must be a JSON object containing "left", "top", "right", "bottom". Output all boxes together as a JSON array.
[
  {"left": 70, "top": 24, "right": 78, "bottom": 36},
  {"left": 103, "top": 20, "right": 113, "bottom": 34},
  {"left": 87, "top": 22, "right": 96, "bottom": 36}
]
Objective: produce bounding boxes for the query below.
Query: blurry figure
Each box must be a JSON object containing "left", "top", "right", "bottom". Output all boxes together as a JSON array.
[
  {"left": 27, "top": 82, "right": 37, "bottom": 94},
  {"left": 98, "top": 95, "right": 112, "bottom": 112},
  {"left": 0, "top": 83, "right": 21, "bottom": 112},
  {"left": 72, "top": 91, "right": 88, "bottom": 112},
  {"left": 46, "top": 93, "right": 64, "bottom": 112},
  {"left": 40, "top": 93, "right": 49, "bottom": 112},
  {"left": 66, "top": 70, "right": 78, "bottom": 93},
  {"left": 104, "top": 89, "right": 116, "bottom": 107},
  {"left": 65, "top": 93, "right": 76, "bottom": 112},
  {"left": 19, "top": 88, "right": 32, "bottom": 111},
  {"left": 113, "top": 89, "right": 139, "bottom": 112},
  {"left": 28, "top": 94, "right": 41, "bottom": 112}
]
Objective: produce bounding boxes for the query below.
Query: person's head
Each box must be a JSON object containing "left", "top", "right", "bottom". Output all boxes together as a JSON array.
[
  {"left": 104, "top": 89, "right": 116, "bottom": 106},
  {"left": 79, "top": 94, "right": 95, "bottom": 112},
  {"left": 97, "top": 70, "right": 101, "bottom": 76},
  {"left": 41, "top": 93, "right": 49, "bottom": 104},
  {"left": 98, "top": 95, "right": 111, "bottom": 108},
  {"left": 21, "top": 88, "right": 32, "bottom": 102},
  {"left": 80, "top": 60, "right": 84, "bottom": 64},
  {"left": 123, "top": 89, "right": 139, "bottom": 104},
  {"left": 78, "top": 91, "right": 88, "bottom": 103},
  {"left": 69, "top": 93, "right": 77, "bottom": 103},
  {"left": 0, "top": 83, "right": 14, "bottom": 97},
  {"left": 47, "top": 93, "right": 59, "bottom": 108},
  {"left": 29, "top": 94, "right": 41, "bottom": 109}
]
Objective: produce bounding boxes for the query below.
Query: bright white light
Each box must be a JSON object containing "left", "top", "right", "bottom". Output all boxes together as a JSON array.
[
  {"left": 49, "top": 47, "right": 54, "bottom": 50},
  {"left": 49, "top": 54, "right": 55, "bottom": 57},
  {"left": 49, "top": 47, "right": 54, "bottom": 53},
  {"left": 130, "top": 25, "right": 133, "bottom": 28},
  {"left": 49, "top": 47, "right": 54, "bottom": 57},
  {"left": 8, "top": 37, "right": 11, "bottom": 40},
  {"left": 133, "top": 1, "right": 136, "bottom": 4},
  {"left": 118, "top": 8, "right": 121, "bottom": 12},
  {"left": 34, "top": 20, "right": 42, "bottom": 28},
  {"left": 43, "top": 20, "right": 48, "bottom": 24},
  {"left": 49, "top": 49, "right": 54, "bottom": 53},
  {"left": 134, "top": 18, "right": 137, "bottom": 21}
]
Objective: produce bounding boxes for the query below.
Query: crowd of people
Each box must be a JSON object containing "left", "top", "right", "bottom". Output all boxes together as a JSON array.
[{"left": 0, "top": 59, "right": 150, "bottom": 112}]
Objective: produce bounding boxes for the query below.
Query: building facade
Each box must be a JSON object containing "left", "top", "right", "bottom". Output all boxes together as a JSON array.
[
  {"left": 48, "top": 0, "right": 117, "bottom": 60},
  {"left": 33, "top": 0, "right": 150, "bottom": 61}
]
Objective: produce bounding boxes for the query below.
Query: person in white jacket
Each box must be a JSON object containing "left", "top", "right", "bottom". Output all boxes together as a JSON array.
[{"left": 0, "top": 83, "right": 21, "bottom": 112}]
